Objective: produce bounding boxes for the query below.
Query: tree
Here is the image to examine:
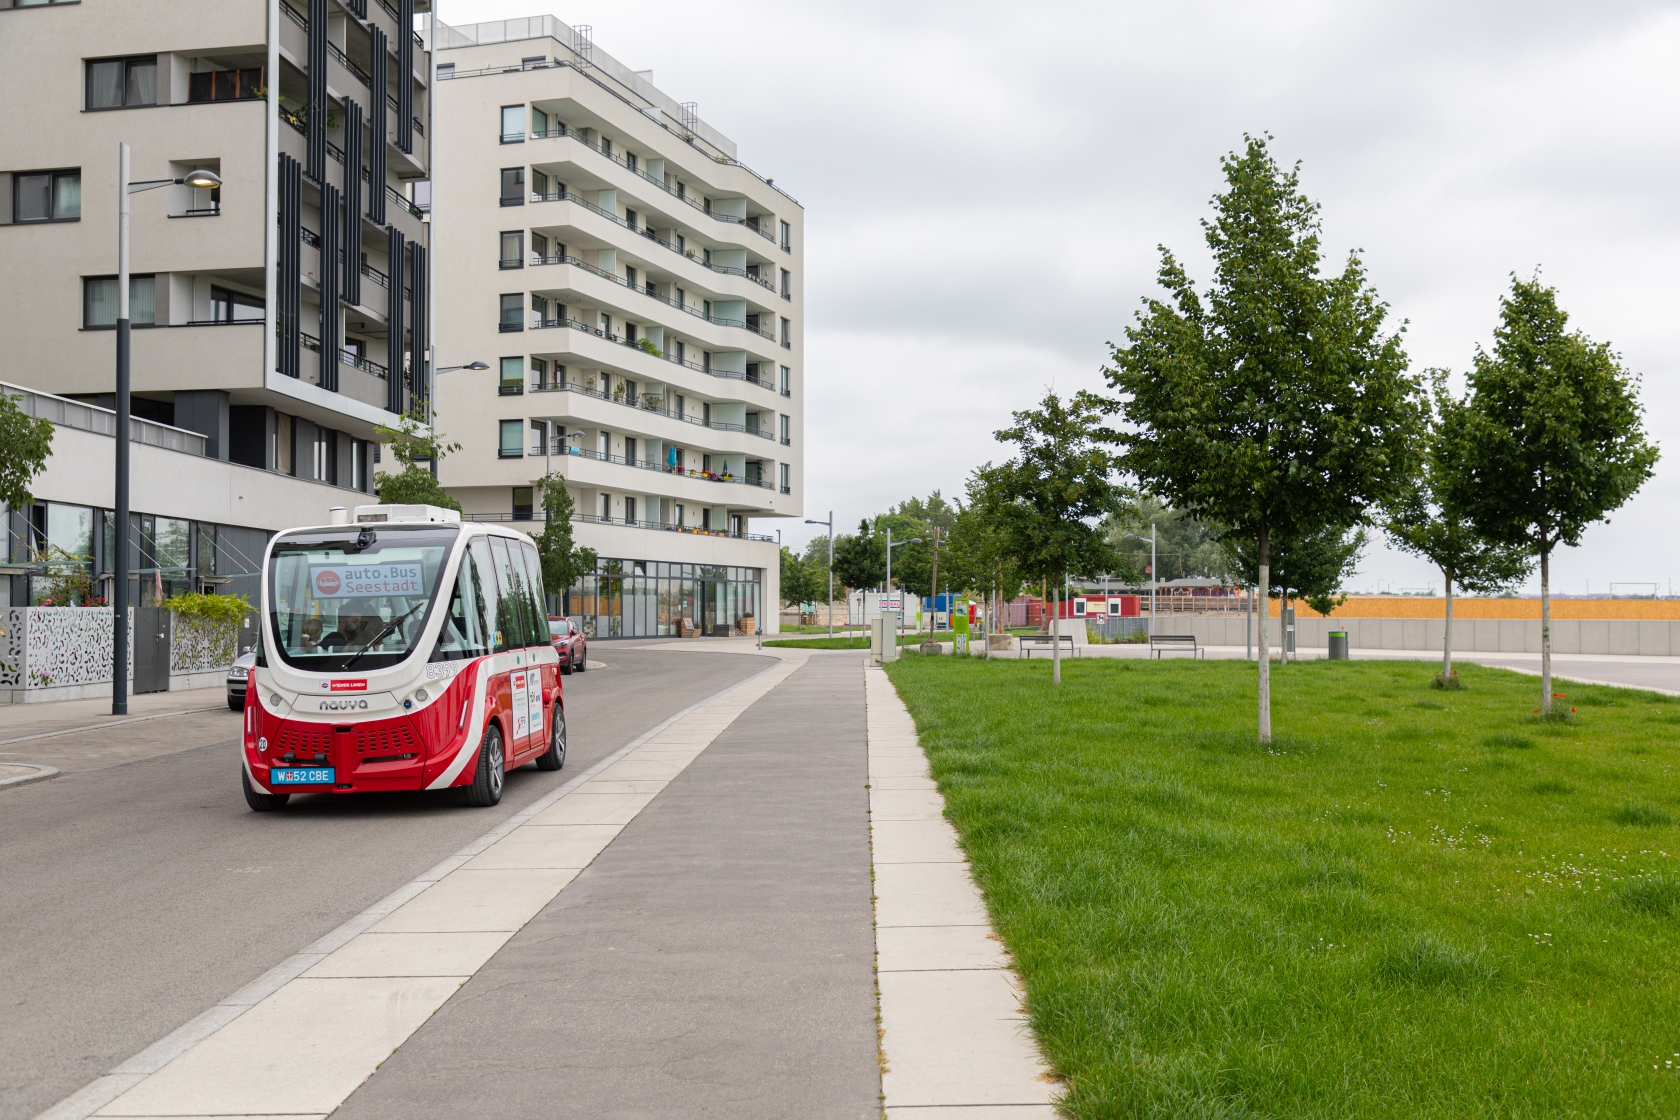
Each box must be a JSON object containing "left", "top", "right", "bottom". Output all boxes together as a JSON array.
[
  {"left": 1225, "top": 522, "right": 1367, "bottom": 658},
  {"left": 1383, "top": 373, "right": 1532, "bottom": 684},
  {"left": 536, "top": 474, "right": 596, "bottom": 608},
  {"left": 779, "top": 545, "right": 822, "bottom": 609},
  {"left": 0, "top": 391, "right": 54, "bottom": 513},
  {"left": 374, "top": 415, "right": 463, "bottom": 512},
  {"left": 983, "top": 390, "right": 1125, "bottom": 684},
  {"left": 832, "top": 519, "right": 885, "bottom": 593},
  {"left": 1106, "top": 496, "right": 1219, "bottom": 585},
  {"left": 1448, "top": 277, "right": 1658, "bottom": 716},
  {"left": 1104, "top": 136, "right": 1423, "bottom": 741}
]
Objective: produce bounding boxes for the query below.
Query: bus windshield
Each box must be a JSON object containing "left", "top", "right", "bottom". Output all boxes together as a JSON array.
[{"left": 267, "top": 526, "right": 458, "bottom": 673}]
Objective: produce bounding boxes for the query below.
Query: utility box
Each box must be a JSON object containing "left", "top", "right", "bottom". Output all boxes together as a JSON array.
[{"left": 872, "top": 612, "right": 900, "bottom": 665}]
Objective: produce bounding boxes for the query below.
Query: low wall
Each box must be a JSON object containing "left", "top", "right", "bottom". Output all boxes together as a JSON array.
[{"left": 1153, "top": 614, "right": 1680, "bottom": 657}]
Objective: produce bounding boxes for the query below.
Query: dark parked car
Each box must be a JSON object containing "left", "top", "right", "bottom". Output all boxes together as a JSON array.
[
  {"left": 549, "top": 617, "right": 587, "bottom": 674},
  {"left": 227, "top": 648, "right": 256, "bottom": 709}
]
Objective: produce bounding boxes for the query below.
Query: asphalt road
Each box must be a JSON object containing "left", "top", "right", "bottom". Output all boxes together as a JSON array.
[{"left": 0, "top": 646, "right": 774, "bottom": 1120}]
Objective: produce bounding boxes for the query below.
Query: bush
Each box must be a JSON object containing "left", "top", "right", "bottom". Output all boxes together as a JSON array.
[{"left": 166, "top": 591, "right": 251, "bottom": 627}]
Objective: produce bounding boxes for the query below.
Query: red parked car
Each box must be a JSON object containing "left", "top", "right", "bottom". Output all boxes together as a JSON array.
[{"left": 549, "top": 617, "right": 588, "bottom": 674}]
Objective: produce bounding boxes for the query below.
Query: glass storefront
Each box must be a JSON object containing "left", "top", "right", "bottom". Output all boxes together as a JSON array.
[{"left": 564, "top": 558, "right": 762, "bottom": 638}]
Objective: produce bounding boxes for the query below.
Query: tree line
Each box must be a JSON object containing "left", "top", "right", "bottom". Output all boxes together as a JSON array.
[{"left": 786, "top": 135, "right": 1657, "bottom": 733}]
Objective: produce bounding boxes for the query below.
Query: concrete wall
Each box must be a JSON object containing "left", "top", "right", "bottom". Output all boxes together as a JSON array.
[{"left": 1147, "top": 614, "right": 1680, "bottom": 657}]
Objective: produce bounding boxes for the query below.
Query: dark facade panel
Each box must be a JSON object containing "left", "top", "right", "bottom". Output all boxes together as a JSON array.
[
  {"left": 319, "top": 181, "right": 342, "bottom": 392},
  {"left": 306, "top": 0, "right": 328, "bottom": 181},
  {"left": 278, "top": 154, "right": 303, "bottom": 379},
  {"left": 396, "top": 0, "right": 414, "bottom": 155},
  {"left": 368, "top": 27, "right": 388, "bottom": 224},
  {"left": 343, "top": 99, "right": 363, "bottom": 307},
  {"left": 387, "top": 225, "right": 405, "bottom": 414}
]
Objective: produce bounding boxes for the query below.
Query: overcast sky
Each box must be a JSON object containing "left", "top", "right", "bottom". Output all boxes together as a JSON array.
[{"left": 445, "top": 0, "right": 1679, "bottom": 595}]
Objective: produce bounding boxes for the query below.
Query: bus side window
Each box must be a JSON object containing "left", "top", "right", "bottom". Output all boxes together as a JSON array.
[
  {"left": 469, "top": 537, "right": 507, "bottom": 652},
  {"left": 517, "top": 541, "right": 547, "bottom": 648},
  {"left": 434, "top": 549, "right": 490, "bottom": 660},
  {"left": 488, "top": 535, "right": 528, "bottom": 653}
]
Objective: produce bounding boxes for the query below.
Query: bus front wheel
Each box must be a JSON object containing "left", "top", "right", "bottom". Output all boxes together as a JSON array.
[
  {"left": 536, "top": 706, "right": 566, "bottom": 771},
  {"left": 242, "top": 768, "right": 290, "bottom": 812},
  {"left": 464, "top": 724, "right": 505, "bottom": 807}
]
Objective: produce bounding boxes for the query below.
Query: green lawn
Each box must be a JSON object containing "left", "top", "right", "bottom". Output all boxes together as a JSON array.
[
  {"left": 765, "top": 630, "right": 955, "bottom": 649},
  {"left": 884, "top": 656, "right": 1680, "bottom": 1118}
]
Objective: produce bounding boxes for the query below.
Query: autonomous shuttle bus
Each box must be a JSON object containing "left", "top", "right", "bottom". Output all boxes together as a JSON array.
[{"left": 240, "top": 505, "right": 564, "bottom": 811}]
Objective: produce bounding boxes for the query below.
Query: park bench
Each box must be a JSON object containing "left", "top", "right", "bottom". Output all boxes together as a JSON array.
[
  {"left": 1019, "top": 634, "right": 1077, "bottom": 658},
  {"left": 1149, "top": 634, "right": 1202, "bottom": 659}
]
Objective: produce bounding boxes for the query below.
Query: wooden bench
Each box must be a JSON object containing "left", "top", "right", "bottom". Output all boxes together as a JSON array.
[
  {"left": 1149, "top": 634, "right": 1202, "bottom": 659},
  {"left": 1019, "top": 634, "right": 1077, "bottom": 658}
]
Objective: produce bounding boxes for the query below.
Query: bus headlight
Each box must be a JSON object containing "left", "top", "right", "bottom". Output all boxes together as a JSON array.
[{"left": 414, "top": 689, "right": 429, "bottom": 703}]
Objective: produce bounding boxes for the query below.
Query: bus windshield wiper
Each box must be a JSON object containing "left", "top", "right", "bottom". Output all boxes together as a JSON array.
[{"left": 341, "top": 601, "right": 427, "bottom": 671}]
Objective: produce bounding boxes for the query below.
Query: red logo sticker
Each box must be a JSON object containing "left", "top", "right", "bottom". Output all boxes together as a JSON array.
[
  {"left": 329, "top": 680, "right": 368, "bottom": 692},
  {"left": 315, "top": 569, "right": 342, "bottom": 595}
]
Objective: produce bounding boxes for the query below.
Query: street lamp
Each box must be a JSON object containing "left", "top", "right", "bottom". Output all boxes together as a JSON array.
[
  {"left": 805, "top": 512, "right": 833, "bottom": 640},
  {"left": 884, "top": 529, "right": 921, "bottom": 644},
  {"left": 1122, "top": 523, "right": 1158, "bottom": 640},
  {"left": 112, "top": 146, "right": 222, "bottom": 715},
  {"left": 425, "top": 360, "right": 490, "bottom": 477}
]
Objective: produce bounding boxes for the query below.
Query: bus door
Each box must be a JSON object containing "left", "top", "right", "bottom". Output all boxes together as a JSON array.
[
  {"left": 514, "top": 538, "right": 551, "bottom": 749},
  {"left": 486, "top": 534, "right": 543, "bottom": 758}
]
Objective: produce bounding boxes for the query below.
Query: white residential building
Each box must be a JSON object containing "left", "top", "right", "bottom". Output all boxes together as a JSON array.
[{"left": 430, "top": 16, "right": 801, "bottom": 638}]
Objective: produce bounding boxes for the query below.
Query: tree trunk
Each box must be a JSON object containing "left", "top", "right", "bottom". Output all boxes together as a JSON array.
[
  {"left": 1442, "top": 569, "right": 1454, "bottom": 683},
  {"left": 1257, "top": 523, "right": 1271, "bottom": 744},
  {"left": 1052, "top": 580, "right": 1062, "bottom": 685},
  {"left": 1540, "top": 547, "right": 1552, "bottom": 716}
]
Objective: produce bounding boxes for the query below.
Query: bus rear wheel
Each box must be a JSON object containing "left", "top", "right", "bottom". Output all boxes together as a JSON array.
[
  {"left": 463, "top": 724, "right": 505, "bottom": 807},
  {"left": 536, "top": 706, "right": 566, "bottom": 771},
  {"left": 242, "top": 768, "right": 290, "bottom": 812}
]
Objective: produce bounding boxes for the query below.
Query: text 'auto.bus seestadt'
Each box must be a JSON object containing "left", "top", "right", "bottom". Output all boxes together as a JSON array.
[{"left": 240, "top": 504, "right": 563, "bottom": 811}]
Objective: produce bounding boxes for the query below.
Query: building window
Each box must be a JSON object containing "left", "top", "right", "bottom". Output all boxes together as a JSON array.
[
  {"left": 780, "top": 268, "right": 791, "bottom": 299},
  {"left": 500, "top": 105, "right": 525, "bottom": 142},
  {"left": 624, "top": 496, "right": 636, "bottom": 524},
  {"left": 499, "top": 293, "right": 523, "bottom": 332},
  {"left": 86, "top": 55, "right": 158, "bottom": 110},
  {"left": 780, "top": 317, "right": 791, "bottom": 347},
  {"left": 12, "top": 169, "right": 80, "bottom": 222},
  {"left": 499, "top": 356, "right": 523, "bottom": 394},
  {"left": 779, "top": 414, "right": 790, "bottom": 445},
  {"left": 437, "top": 63, "right": 455, "bottom": 79},
  {"left": 499, "top": 420, "right": 524, "bottom": 458},
  {"left": 351, "top": 438, "right": 368, "bottom": 490},
  {"left": 512, "top": 486, "right": 534, "bottom": 520},
  {"left": 779, "top": 365, "right": 791, "bottom": 396},
  {"left": 530, "top": 420, "right": 548, "bottom": 455},
  {"left": 499, "top": 230, "right": 523, "bottom": 268},
  {"left": 779, "top": 463, "right": 790, "bottom": 493},
  {"left": 210, "top": 286, "right": 264, "bottom": 323},
  {"left": 83, "top": 274, "right": 154, "bottom": 327},
  {"left": 520, "top": 56, "right": 545, "bottom": 71},
  {"left": 187, "top": 67, "right": 263, "bottom": 103},
  {"left": 780, "top": 219, "right": 791, "bottom": 251},
  {"left": 499, "top": 167, "right": 524, "bottom": 205}
]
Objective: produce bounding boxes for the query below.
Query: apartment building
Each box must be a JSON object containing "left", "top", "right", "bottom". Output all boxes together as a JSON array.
[
  {"left": 0, "top": 0, "right": 434, "bottom": 608},
  {"left": 431, "top": 16, "right": 802, "bottom": 639}
]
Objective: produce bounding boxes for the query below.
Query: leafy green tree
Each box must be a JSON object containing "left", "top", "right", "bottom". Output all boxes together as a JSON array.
[
  {"left": 832, "top": 519, "right": 885, "bottom": 593},
  {"left": 536, "top": 475, "right": 596, "bottom": 609},
  {"left": 1383, "top": 373, "right": 1532, "bottom": 684},
  {"left": 1104, "top": 136, "right": 1423, "bottom": 741},
  {"left": 0, "top": 391, "right": 54, "bottom": 513},
  {"left": 1447, "top": 277, "right": 1658, "bottom": 716},
  {"left": 374, "top": 415, "right": 463, "bottom": 512},
  {"left": 982, "top": 390, "right": 1125, "bottom": 683},
  {"left": 1226, "top": 522, "right": 1367, "bottom": 657},
  {"left": 1106, "top": 496, "right": 1219, "bottom": 584},
  {"left": 779, "top": 545, "right": 822, "bottom": 609}
]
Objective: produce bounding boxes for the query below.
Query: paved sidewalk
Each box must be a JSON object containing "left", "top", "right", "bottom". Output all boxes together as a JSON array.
[{"left": 0, "top": 687, "right": 225, "bottom": 745}]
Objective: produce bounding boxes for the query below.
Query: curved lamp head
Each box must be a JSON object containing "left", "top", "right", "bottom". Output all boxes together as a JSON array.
[
  {"left": 182, "top": 169, "right": 223, "bottom": 190},
  {"left": 464, "top": 360, "right": 490, "bottom": 370}
]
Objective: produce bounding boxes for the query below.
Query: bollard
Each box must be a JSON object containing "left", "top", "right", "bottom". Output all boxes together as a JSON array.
[{"left": 1328, "top": 630, "right": 1349, "bottom": 660}]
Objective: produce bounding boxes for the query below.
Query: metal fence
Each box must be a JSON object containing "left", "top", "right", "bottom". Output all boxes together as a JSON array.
[{"left": 1087, "top": 617, "right": 1150, "bottom": 642}]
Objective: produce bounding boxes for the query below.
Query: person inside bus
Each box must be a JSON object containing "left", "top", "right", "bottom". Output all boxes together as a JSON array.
[{"left": 320, "top": 601, "right": 379, "bottom": 651}]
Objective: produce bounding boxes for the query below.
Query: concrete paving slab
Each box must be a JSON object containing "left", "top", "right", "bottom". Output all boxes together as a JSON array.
[
  {"left": 593, "top": 756, "right": 690, "bottom": 782},
  {"left": 885, "top": 1106, "right": 1059, "bottom": 1119},
  {"left": 873, "top": 818, "right": 966, "bottom": 863},
  {"left": 302, "top": 932, "right": 515, "bottom": 978},
  {"left": 870, "top": 773, "right": 941, "bottom": 791},
  {"left": 870, "top": 753, "right": 933, "bottom": 777},
  {"left": 877, "top": 969, "right": 1053, "bottom": 1108},
  {"left": 528, "top": 790, "right": 657, "bottom": 825},
  {"left": 93, "top": 976, "right": 464, "bottom": 1117},
  {"left": 572, "top": 778, "right": 669, "bottom": 794},
  {"left": 877, "top": 924, "right": 1008, "bottom": 972},
  {"left": 370, "top": 868, "right": 582, "bottom": 932},
  {"left": 870, "top": 787, "right": 948, "bottom": 820},
  {"left": 460, "top": 824, "right": 623, "bottom": 870},
  {"left": 874, "top": 861, "right": 991, "bottom": 927}
]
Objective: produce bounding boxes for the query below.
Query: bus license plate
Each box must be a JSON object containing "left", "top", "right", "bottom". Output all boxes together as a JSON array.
[{"left": 271, "top": 767, "right": 335, "bottom": 785}]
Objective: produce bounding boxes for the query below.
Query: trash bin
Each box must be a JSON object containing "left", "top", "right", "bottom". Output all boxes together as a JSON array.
[{"left": 1328, "top": 631, "right": 1349, "bottom": 660}]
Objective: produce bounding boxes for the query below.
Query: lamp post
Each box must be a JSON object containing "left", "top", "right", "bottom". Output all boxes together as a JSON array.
[
  {"left": 805, "top": 512, "right": 833, "bottom": 640},
  {"left": 112, "top": 146, "right": 221, "bottom": 715},
  {"left": 1121, "top": 523, "right": 1158, "bottom": 641},
  {"left": 426, "top": 361, "right": 489, "bottom": 477}
]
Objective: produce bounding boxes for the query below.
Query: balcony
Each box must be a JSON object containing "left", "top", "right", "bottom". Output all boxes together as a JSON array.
[
  {"left": 525, "top": 316, "right": 784, "bottom": 392},
  {"left": 525, "top": 250, "right": 777, "bottom": 340},
  {"left": 465, "top": 510, "right": 775, "bottom": 543},
  {"left": 543, "top": 445, "right": 777, "bottom": 492},
  {"left": 522, "top": 380, "right": 778, "bottom": 444},
  {"left": 527, "top": 188, "right": 777, "bottom": 294}
]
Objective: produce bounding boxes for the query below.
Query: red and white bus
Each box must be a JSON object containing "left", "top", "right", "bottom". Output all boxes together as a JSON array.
[{"left": 240, "top": 504, "right": 563, "bottom": 811}]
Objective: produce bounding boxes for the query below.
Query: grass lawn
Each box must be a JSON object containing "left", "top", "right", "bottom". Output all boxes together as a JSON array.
[{"left": 884, "top": 656, "right": 1680, "bottom": 1118}]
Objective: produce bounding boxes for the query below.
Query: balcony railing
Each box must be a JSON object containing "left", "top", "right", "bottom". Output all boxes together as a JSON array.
[
  {"left": 528, "top": 187, "right": 776, "bottom": 292},
  {"left": 524, "top": 380, "right": 775, "bottom": 439},
  {"left": 330, "top": 41, "right": 371, "bottom": 85},
  {"left": 1, "top": 380, "right": 207, "bottom": 457},
  {"left": 467, "top": 510, "right": 774, "bottom": 542},
  {"left": 526, "top": 250, "right": 776, "bottom": 339},
  {"left": 342, "top": 351, "right": 388, "bottom": 380},
  {"left": 526, "top": 317, "right": 779, "bottom": 384},
  {"left": 545, "top": 444, "right": 775, "bottom": 490}
]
